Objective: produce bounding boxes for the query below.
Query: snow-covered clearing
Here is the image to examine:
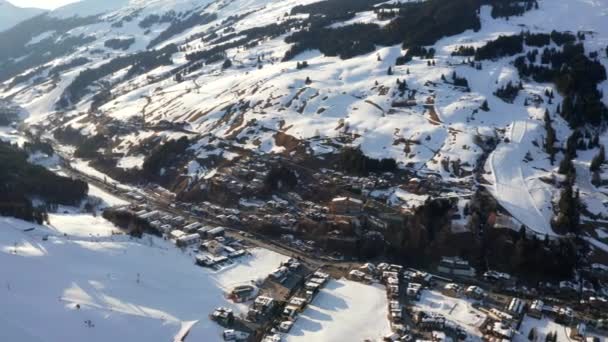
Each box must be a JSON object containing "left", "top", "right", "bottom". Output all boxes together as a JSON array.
[
  {"left": 285, "top": 279, "right": 392, "bottom": 342},
  {"left": 515, "top": 315, "right": 608, "bottom": 342},
  {"left": 0, "top": 214, "right": 287, "bottom": 342},
  {"left": 487, "top": 120, "right": 555, "bottom": 236},
  {"left": 414, "top": 290, "right": 486, "bottom": 339}
]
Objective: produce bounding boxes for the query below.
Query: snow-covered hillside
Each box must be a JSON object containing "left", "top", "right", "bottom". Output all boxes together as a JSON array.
[
  {"left": 0, "top": 212, "right": 289, "bottom": 341},
  {"left": 1, "top": 0, "right": 608, "bottom": 256}
]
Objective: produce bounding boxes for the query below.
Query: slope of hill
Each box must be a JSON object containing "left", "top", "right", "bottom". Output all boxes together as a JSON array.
[{"left": 1, "top": 0, "right": 608, "bottom": 258}]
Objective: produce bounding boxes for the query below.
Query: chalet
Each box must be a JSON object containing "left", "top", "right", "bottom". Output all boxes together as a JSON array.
[
  {"left": 159, "top": 224, "right": 173, "bottom": 234},
  {"left": 329, "top": 197, "right": 364, "bottom": 215},
  {"left": 172, "top": 216, "right": 185, "bottom": 225},
  {"left": 229, "top": 285, "right": 255, "bottom": 303},
  {"left": 487, "top": 321, "right": 515, "bottom": 340},
  {"left": 138, "top": 210, "right": 159, "bottom": 220},
  {"left": 183, "top": 222, "right": 202, "bottom": 233},
  {"left": 442, "top": 283, "right": 462, "bottom": 297},
  {"left": 202, "top": 240, "right": 225, "bottom": 255},
  {"left": 465, "top": 285, "right": 485, "bottom": 300},
  {"left": 387, "top": 284, "right": 399, "bottom": 299},
  {"left": 506, "top": 298, "right": 525, "bottom": 317},
  {"left": 437, "top": 257, "right": 476, "bottom": 277},
  {"left": 253, "top": 296, "right": 275, "bottom": 313},
  {"left": 207, "top": 227, "right": 226, "bottom": 238},
  {"left": 403, "top": 270, "right": 432, "bottom": 285},
  {"left": 483, "top": 270, "right": 513, "bottom": 286},
  {"left": 279, "top": 321, "right": 294, "bottom": 333},
  {"left": 283, "top": 297, "right": 307, "bottom": 317},
  {"left": 406, "top": 283, "right": 422, "bottom": 299},
  {"left": 170, "top": 230, "right": 186, "bottom": 240},
  {"left": 210, "top": 307, "right": 234, "bottom": 326},
  {"left": 176, "top": 233, "right": 201, "bottom": 247},
  {"left": 528, "top": 300, "right": 544, "bottom": 319},
  {"left": 388, "top": 300, "right": 403, "bottom": 323},
  {"left": 489, "top": 308, "right": 513, "bottom": 323},
  {"left": 349, "top": 269, "right": 367, "bottom": 282},
  {"left": 197, "top": 225, "right": 214, "bottom": 237}
]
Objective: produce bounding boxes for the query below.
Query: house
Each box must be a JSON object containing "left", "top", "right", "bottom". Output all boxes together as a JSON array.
[
  {"left": 222, "top": 329, "right": 249, "bottom": 341},
  {"left": 403, "top": 270, "right": 432, "bottom": 285},
  {"left": 388, "top": 300, "right": 402, "bottom": 322},
  {"left": 487, "top": 321, "right": 515, "bottom": 340},
  {"left": 329, "top": 197, "right": 364, "bottom": 215},
  {"left": 528, "top": 300, "right": 544, "bottom": 319},
  {"left": 183, "top": 222, "right": 202, "bottom": 233},
  {"left": 279, "top": 321, "right": 294, "bottom": 333},
  {"left": 176, "top": 233, "right": 200, "bottom": 247},
  {"left": 442, "top": 283, "right": 462, "bottom": 297},
  {"left": 483, "top": 270, "right": 513, "bottom": 285},
  {"left": 229, "top": 285, "right": 256, "bottom": 303},
  {"left": 170, "top": 230, "right": 186, "bottom": 240},
  {"left": 283, "top": 297, "right": 307, "bottom": 317},
  {"left": 506, "top": 298, "right": 525, "bottom": 317},
  {"left": 349, "top": 269, "right": 367, "bottom": 282},
  {"left": 438, "top": 257, "right": 476, "bottom": 277},
  {"left": 406, "top": 283, "right": 422, "bottom": 299},
  {"left": 207, "top": 227, "right": 226, "bottom": 238},
  {"left": 465, "top": 285, "right": 485, "bottom": 300},
  {"left": 202, "top": 240, "right": 225, "bottom": 255},
  {"left": 211, "top": 307, "right": 234, "bottom": 326}
]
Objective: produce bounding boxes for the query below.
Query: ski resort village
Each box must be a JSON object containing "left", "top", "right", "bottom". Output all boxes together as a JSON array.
[{"left": 2, "top": 0, "right": 608, "bottom": 341}]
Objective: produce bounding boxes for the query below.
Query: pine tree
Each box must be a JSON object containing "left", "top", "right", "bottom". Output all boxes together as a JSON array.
[
  {"left": 590, "top": 145, "right": 605, "bottom": 171},
  {"left": 387, "top": 66, "right": 393, "bottom": 75},
  {"left": 544, "top": 109, "right": 556, "bottom": 164},
  {"left": 480, "top": 100, "right": 489, "bottom": 111},
  {"left": 305, "top": 76, "right": 312, "bottom": 85}
]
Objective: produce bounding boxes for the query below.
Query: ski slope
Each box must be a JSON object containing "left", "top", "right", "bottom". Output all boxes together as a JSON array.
[
  {"left": 487, "top": 120, "right": 555, "bottom": 236},
  {"left": 0, "top": 213, "right": 287, "bottom": 342}
]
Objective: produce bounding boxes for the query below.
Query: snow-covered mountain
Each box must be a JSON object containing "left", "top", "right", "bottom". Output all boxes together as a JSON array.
[
  {"left": 1, "top": 0, "right": 608, "bottom": 243},
  {"left": 0, "top": 0, "right": 46, "bottom": 32}
]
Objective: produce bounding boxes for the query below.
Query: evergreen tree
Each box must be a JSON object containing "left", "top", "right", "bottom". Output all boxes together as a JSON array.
[
  {"left": 544, "top": 109, "right": 556, "bottom": 164},
  {"left": 590, "top": 145, "right": 605, "bottom": 172},
  {"left": 480, "top": 100, "right": 489, "bottom": 111},
  {"left": 387, "top": 66, "right": 393, "bottom": 75}
]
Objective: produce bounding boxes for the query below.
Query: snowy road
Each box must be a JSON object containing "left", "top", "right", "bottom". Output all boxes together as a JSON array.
[{"left": 487, "top": 120, "right": 556, "bottom": 236}]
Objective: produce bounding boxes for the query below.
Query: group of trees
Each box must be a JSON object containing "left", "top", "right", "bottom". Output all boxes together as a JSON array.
[
  {"left": 104, "top": 38, "right": 135, "bottom": 50},
  {"left": 0, "top": 141, "right": 88, "bottom": 223},
  {"left": 58, "top": 44, "right": 178, "bottom": 107},
  {"left": 486, "top": 0, "right": 537, "bottom": 18},
  {"left": 493, "top": 81, "right": 521, "bottom": 103},
  {"left": 336, "top": 147, "right": 397, "bottom": 176},
  {"left": 543, "top": 110, "right": 556, "bottom": 164},
  {"left": 147, "top": 13, "right": 217, "bottom": 48},
  {"left": 475, "top": 34, "right": 523, "bottom": 60},
  {"left": 284, "top": 0, "right": 481, "bottom": 61},
  {"left": 514, "top": 42, "right": 607, "bottom": 127},
  {"left": 142, "top": 137, "right": 190, "bottom": 180},
  {"left": 263, "top": 166, "right": 298, "bottom": 192}
]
